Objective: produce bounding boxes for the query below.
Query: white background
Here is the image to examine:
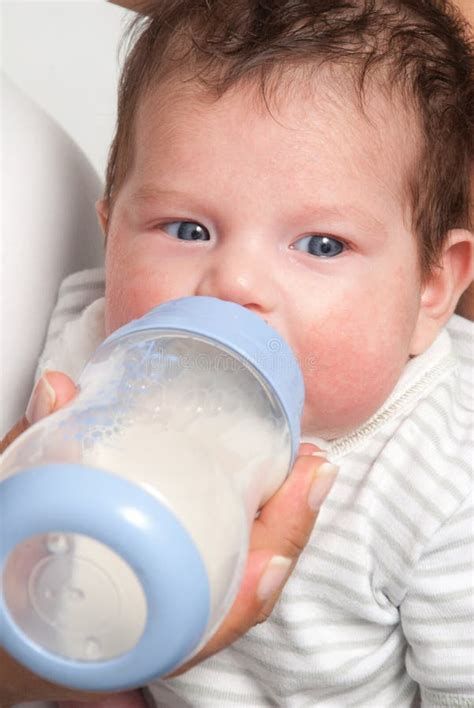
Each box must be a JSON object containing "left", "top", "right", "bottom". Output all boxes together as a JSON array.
[
  {"left": 1, "top": 1, "right": 136, "bottom": 438},
  {"left": 2, "top": 0, "right": 133, "bottom": 181}
]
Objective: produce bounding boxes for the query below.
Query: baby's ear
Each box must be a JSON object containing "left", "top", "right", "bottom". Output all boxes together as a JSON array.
[
  {"left": 95, "top": 198, "right": 109, "bottom": 237},
  {"left": 409, "top": 228, "right": 474, "bottom": 356}
]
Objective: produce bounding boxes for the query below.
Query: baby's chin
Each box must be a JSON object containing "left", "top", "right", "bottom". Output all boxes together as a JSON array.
[
  {"left": 301, "top": 389, "right": 398, "bottom": 442},
  {"left": 300, "top": 420, "right": 359, "bottom": 443}
]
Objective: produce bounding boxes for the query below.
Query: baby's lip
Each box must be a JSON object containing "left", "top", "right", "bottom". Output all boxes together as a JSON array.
[
  {"left": 245, "top": 306, "right": 270, "bottom": 326},
  {"left": 244, "top": 306, "right": 280, "bottom": 336}
]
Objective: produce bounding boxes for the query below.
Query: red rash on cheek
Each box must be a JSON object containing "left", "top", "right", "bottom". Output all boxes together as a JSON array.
[
  {"left": 298, "top": 296, "right": 415, "bottom": 438},
  {"left": 105, "top": 266, "right": 164, "bottom": 334},
  {"left": 104, "top": 228, "right": 194, "bottom": 334}
]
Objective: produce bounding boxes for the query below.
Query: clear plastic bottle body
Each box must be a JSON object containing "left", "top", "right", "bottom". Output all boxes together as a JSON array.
[{"left": 1, "top": 329, "right": 292, "bottom": 661}]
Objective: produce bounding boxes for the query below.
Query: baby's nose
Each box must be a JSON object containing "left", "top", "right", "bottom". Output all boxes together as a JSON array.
[{"left": 195, "top": 239, "right": 276, "bottom": 316}]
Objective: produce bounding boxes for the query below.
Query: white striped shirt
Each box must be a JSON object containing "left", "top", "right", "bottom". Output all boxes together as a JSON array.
[{"left": 37, "top": 269, "right": 474, "bottom": 707}]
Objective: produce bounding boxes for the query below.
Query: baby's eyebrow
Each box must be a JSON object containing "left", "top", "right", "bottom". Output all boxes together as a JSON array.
[
  {"left": 128, "top": 185, "right": 212, "bottom": 221},
  {"left": 129, "top": 186, "right": 184, "bottom": 205},
  {"left": 129, "top": 185, "right": 389, "bottom": 239},
  {"left": 297, "top": 204, "right": 389, "bottom": 239}
]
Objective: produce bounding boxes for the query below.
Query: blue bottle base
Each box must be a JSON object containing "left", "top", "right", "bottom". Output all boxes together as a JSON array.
[{"left": 0, "top": 464, "right": 210, "bottom": 690}]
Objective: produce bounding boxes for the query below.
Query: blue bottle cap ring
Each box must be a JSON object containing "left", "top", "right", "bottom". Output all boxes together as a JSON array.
[
  {"left": 0, "top": 464, "right": 210, "bottom": 691},
  {"left": 103, "top": 296, "right": 305, "bottom": 466}
]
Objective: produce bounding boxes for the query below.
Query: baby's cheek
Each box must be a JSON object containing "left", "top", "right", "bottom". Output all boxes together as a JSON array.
[
  {"left": 105, "top": 247, "right": 175, "bottom": 334},
  {"left": 299, "top": 312, "right": 409, "bottom": 438}
]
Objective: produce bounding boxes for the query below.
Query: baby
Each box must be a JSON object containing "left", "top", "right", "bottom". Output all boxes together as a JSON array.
[{"left": 3, "top": 0, "right": 473, "bottom": 705}]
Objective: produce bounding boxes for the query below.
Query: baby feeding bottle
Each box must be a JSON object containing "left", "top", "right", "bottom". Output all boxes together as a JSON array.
[{"left": 0, "top": 296, "right": 304, "bottom": 691}]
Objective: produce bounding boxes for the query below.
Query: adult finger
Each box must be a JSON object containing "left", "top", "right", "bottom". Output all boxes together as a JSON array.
[
  {"left": 26, "top": 370, "right": 77, "bottom": 423},
  {"left": 251, "top": 442, "right": 338, "bottom": 557},
  {"left": 169, "top": 444, "right": 337, "bottom": 674},
  {"left": 1, "top": 371, "right": 77, "bottom": 453},
  {"left": 230, "top": 444, "right": 338, "bottom": 625}
]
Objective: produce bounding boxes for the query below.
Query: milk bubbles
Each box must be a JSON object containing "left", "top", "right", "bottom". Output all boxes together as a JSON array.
[{"left": 78, "top": 333, "right": 291, "bottom": 635}]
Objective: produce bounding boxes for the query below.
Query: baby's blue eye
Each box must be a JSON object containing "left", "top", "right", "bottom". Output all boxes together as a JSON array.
[
  {"left": 293, "top": 235, "right": 345, "bottom": 258},
  {"left": 161, "top": 221, "right": 210, "bottom": 241}
]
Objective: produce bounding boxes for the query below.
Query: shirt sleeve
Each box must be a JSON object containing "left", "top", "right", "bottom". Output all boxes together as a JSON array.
[{"left": 400, "top": 491, "right": 474, "bottom": 707}]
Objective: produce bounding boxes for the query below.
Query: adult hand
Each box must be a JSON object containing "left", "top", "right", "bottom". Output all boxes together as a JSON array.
[
  {"left": 168, "top": 441, "right": 337, "bottom": 677},
  {"left": 0, "top": 372, "right": 336, "bottom": 703},
  {"left": 0, "top": 370, "right": 77, "bottom": 454}
]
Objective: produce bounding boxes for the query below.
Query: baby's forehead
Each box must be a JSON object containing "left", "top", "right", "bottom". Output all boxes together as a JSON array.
[
  {"left": 136, "top": 65, "right": 420, "bottom": 189},
  {"left": 126, "top": 76, "right": 417, "bottom": 253}
]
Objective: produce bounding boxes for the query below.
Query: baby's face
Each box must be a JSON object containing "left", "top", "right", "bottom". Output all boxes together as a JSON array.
[{"left": 102, "top": 75, "right": 425, "bottom": 438}]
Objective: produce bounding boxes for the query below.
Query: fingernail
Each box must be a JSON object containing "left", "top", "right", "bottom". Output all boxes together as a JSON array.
[
  {"left": 26, "top": 373, "right": 56, "bottom": 424},
  {"left": 310, "top": 450, "right": 328, "bottom": 458},
  {"left": 257, "top": 556, "right": 292, "bottom": 603},
  {"left": 308, "top": 463, "right": 338, "bottom": 511}
]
